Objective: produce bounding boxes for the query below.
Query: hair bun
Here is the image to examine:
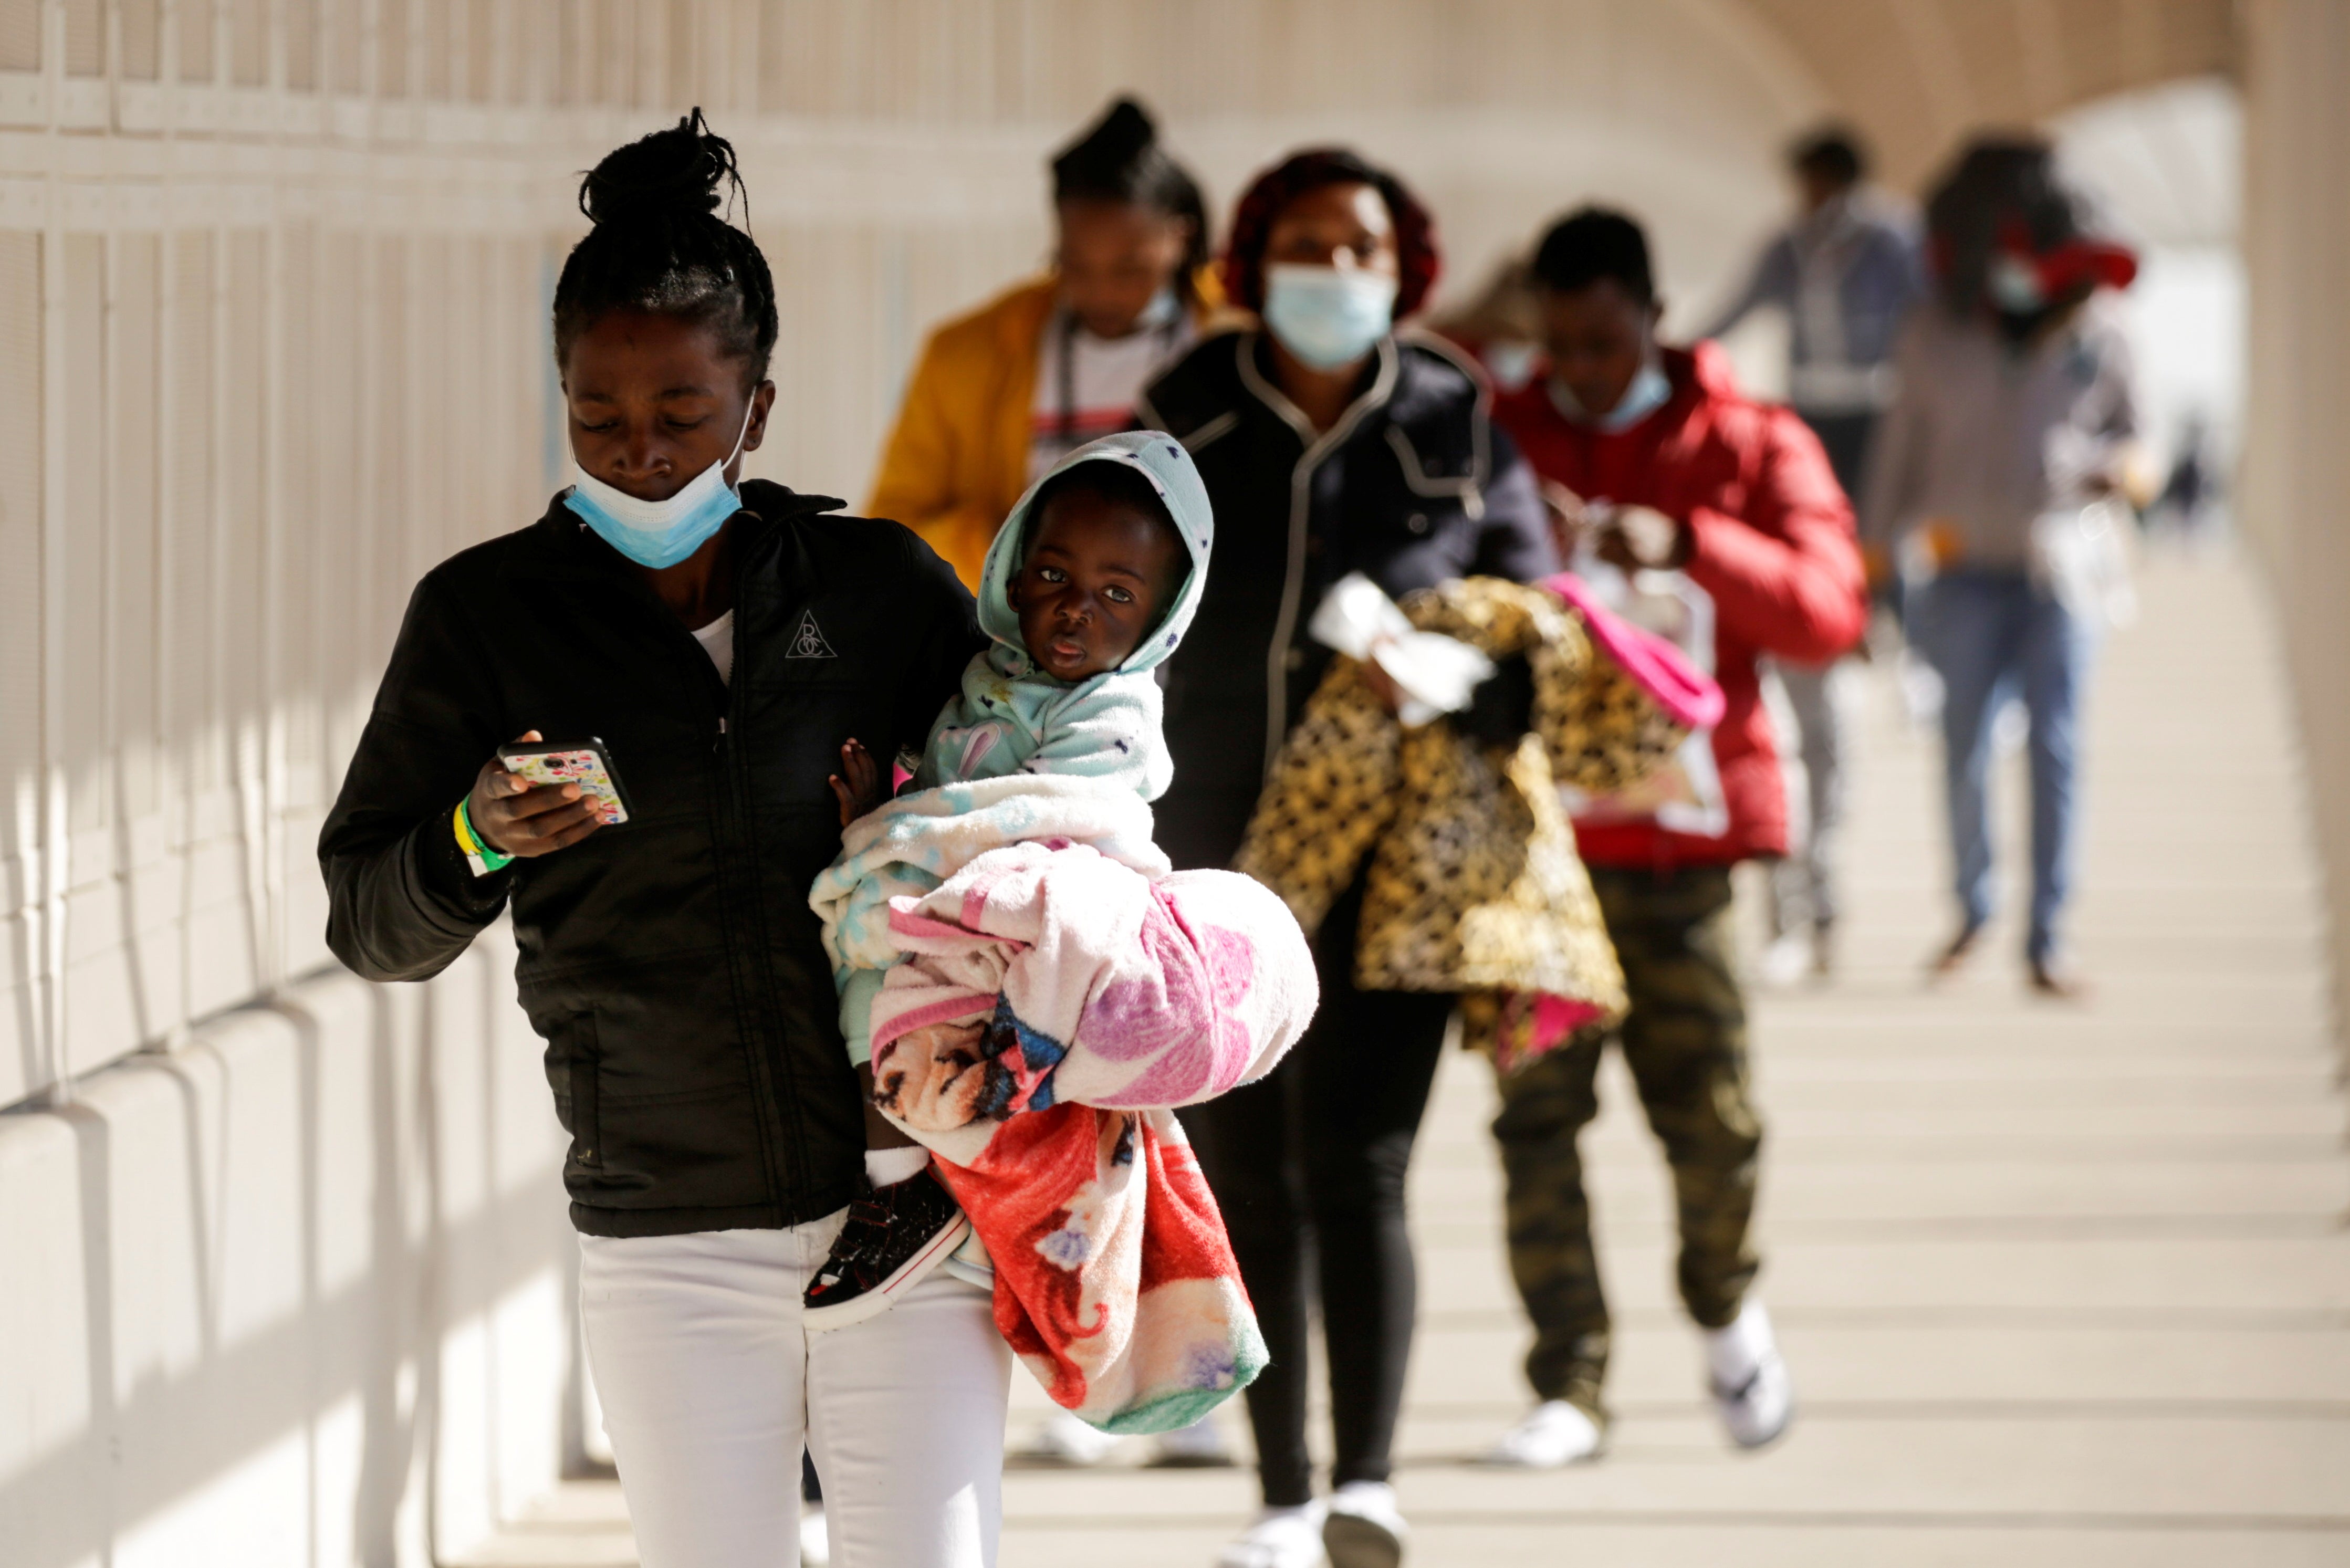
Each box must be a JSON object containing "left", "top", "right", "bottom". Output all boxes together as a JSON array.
[
  {"left": 1053, "top": 97, "right": 1158, "bottom": 184},
  {"left": 1091, "top": 98, "right": 1158, "bottom": 160},
  {"left": 579, "top": 108, "right": 737, "bottom": 227}
]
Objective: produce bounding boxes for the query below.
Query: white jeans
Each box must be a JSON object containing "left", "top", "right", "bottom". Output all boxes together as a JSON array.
[{"left": 579, "top": 1218, "right": 1011, "bottom": 1568}]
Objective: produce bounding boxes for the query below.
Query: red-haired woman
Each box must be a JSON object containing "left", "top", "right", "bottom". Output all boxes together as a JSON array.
[{"left": 1139, "top": 150, "right": 1553, "bottom": 1568}]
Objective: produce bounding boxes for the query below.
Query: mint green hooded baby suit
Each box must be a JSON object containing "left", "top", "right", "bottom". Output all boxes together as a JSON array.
[
  {"left": 830, "top": 431, "right": 1215, "bottom": 1063},
  {"left": 913, "top": 430, "right": 1214, "bottom": 798}
]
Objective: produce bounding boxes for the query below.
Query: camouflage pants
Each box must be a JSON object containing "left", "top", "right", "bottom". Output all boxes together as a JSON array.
[{"left": 1491, "top": 863, "right": 1762, "bottom": 1425}]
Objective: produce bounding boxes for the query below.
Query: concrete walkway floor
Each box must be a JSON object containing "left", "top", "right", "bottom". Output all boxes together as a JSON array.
[{"left": 464, "top": 550, "right": 2350, "bottom": 1566}]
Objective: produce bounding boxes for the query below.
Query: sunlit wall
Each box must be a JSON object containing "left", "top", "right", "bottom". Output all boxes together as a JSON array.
[
  {"left": 4, "top": 3, "right": 2303, "bottom": 1566},
  {"left": 0, "top": 5, "right": 1826, "bottom": 1565},
  {"left": 0, "top": 0, "right": 1836, "bottom": 1114},
  {"left": 2241, "top": 0, "right": 2350, "bottom": 1049}
]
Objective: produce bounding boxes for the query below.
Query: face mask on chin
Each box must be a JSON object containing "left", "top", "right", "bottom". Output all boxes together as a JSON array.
[
  {"left": 1261, "top": 264, "right": 1398, "bottom": 371},
  {"left": 1549, "top": 356, "right": 1671, "bottom": 434},
  {"left": 565, "top": 399, "right": 757, "bottom": 571}
]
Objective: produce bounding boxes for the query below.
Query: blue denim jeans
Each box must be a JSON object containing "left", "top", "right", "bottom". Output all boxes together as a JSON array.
[{"left": 1916, "top": 570, "right": 2096, "bottom": 965}]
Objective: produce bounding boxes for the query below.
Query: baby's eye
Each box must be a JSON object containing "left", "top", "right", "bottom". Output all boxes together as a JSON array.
[
  {"left": 1037, "top": 566, "right": 1067, "bottom": 583},
  {"left": 1105, "top": 586, "right": 1134, "bottom": 604}
]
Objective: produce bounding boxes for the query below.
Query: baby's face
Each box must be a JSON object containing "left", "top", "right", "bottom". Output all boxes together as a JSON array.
[{"left": 1009, "top": 490, "right": 1184, "bottom": 682}]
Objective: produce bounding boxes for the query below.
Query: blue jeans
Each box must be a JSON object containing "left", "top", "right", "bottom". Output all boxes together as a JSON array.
[{"left": 1917, "top": 570, "right": 2096, "bottom": 965}]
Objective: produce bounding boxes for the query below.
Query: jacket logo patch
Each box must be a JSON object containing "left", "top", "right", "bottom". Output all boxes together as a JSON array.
[{"left": 787, "top": 610, "right": 837, "bottom": 660}]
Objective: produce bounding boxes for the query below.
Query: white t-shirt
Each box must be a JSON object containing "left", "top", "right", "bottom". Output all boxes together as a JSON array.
[
  {"left": 691, "top": 609, "right": 736, "bottom": 685},
  {"left": 1026, "top": 300, "right": 1195, "bottom": 483}
]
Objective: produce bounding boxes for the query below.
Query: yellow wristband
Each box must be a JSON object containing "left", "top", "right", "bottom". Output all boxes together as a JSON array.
[{"left": 455, "top": 798, "right": 513, "bottom": 877}]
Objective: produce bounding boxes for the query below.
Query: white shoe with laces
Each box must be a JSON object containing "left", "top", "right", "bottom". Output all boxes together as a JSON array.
[
  {"left": 1216, "top": 1503, "right": 1325, "bottom": 1568},
  {"left": 1707, "top": 1298, "right": 1795, "bottom": 1448},
  {"left": 1480, "top": 1399, "right": 1603, "bottom": 1468},
  {"left": 1020, "top": 1406, "right": 1120, "bottom": 1466},
  {"left": 1323, "top": 1480, "right": 1407, "bottom": 1568}
]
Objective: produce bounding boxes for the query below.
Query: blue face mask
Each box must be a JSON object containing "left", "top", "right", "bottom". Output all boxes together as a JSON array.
[
  {"left": 1261, "top": 264, "right": 1397, "bottom": 371},
  {"left": 565, "top": 400, "right": 756, "bottom": 570},
  {"left": 1550, "top": 357, "right": 1672, "bottom": 433}
]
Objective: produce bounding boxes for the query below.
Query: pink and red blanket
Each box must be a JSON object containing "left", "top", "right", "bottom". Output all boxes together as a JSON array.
[{"left": 814, "top": 782, "right": 1317, "bottom": 1434}]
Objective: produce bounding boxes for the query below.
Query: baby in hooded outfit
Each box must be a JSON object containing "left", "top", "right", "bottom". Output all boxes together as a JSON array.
[{"left": 804, "top": 432, "right": 1213, "bottom": 1328}]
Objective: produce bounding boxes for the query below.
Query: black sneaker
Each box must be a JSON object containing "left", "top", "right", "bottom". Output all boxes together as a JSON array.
[{"left": 802, "top": 1167, "right": 971, "bottom": 1332}]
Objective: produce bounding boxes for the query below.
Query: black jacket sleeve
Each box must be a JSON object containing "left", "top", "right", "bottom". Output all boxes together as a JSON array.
[
  {"left": 887, "top": 526, "right": 986, "bottom": 765},
  {"left": 319, "top": 573, "right": 514, "bottom": 982},
  {"left": 1471, "top": 424, "right": 1560, "bottom": 584}
]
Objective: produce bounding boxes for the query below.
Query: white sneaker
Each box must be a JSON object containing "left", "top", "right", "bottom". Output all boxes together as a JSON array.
[
  {"left": 1148, "top": 1413, "right": 1234, "bottom": 1468},
  {"left": 1323, "top": 1480, "right": 1406, "bottom": 1568},
  {"left": 1216, "top": 1504, "right": 1325, "bottom": 1568},
  {"left": 1755, "top": 931, "right": 1811, "bottom": 990},
  {"left": 1019, "top": 1406, "right": 1120, "bottom": 1466},
  {"left": 1706, "top": 1299, "right": 1794, "bottom": 1448},
  {"left": 798, "top": 1503, "right": 830, "bottom": 1566},
  {"left": 1479, "top": 1399, "right": 1603, "bottom": 1468}
]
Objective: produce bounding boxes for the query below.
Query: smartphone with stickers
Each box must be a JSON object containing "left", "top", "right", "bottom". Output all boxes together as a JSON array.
[{"left": 496, "top": 737, "right": 633, "bottom": 828}]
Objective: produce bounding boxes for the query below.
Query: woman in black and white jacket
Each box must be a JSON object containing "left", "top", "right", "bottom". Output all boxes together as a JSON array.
[{"left": 1139, "top": 149, "right": 1555, "bottom": 1568}]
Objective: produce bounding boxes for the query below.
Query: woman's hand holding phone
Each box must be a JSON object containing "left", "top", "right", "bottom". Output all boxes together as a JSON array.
[{"left": 468, "top": 730, "right": 608, "bottom": 857}]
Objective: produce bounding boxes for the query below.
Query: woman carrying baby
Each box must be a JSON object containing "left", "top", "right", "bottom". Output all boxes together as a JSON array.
[
  {"left": 803, "top": 432, "right": 1209, "bottom": 1320},
  {"left": 318, "top": 115, "right": 1004, "bottom": 1567}
]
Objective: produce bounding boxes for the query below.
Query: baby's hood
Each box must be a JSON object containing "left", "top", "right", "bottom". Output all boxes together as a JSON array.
[{"left": 974, "top": 431, "right": 1214, "bottom": 678}]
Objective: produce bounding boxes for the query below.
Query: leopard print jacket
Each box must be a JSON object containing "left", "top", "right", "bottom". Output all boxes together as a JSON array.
[{"left": 1234, "top": 577, "right": 1688, "bottom": 1066}]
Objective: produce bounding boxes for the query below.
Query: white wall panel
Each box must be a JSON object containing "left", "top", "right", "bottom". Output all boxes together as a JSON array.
[
  {"left": 1, "top": 955, "right": 572, "bottom": 1568},
  {"left": 2241, "top": 0, "right": 2350, "bottom": 1051},
  {"left": 0, "top": 1111, "right": 93, "bottom": 1568},
  {"left": 1, "top": 224, "right": 38, "bottom": 1105}
]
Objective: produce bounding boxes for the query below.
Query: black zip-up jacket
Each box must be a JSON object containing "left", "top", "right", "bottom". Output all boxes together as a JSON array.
[
  {"left": 319, "top": 482, "right": 983, "bottom": 1237},
  {"left": 1136, "top": 328, "right": 1556, "bottom": 872}
]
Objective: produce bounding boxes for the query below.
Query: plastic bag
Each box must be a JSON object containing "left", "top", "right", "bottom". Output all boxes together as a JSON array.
[
  {"left": 1554, "top": 555, "right": 1730, "bottom": 838},
  {"left": 1307, "top": 573, "right": 1495, "bottom": 728}
]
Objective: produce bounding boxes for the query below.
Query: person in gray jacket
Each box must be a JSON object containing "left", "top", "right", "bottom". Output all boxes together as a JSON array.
[
  {"left": 1704, "top": 127, "right": 1925, "bottom": 980},
  {"left": 1861, "top": 138, "right": 2140, "bottom": 996}
]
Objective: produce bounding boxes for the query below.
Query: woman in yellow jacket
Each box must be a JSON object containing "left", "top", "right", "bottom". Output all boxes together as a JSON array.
[{"left": 866, "top": 97, "right": 1224, "bottom": 590}]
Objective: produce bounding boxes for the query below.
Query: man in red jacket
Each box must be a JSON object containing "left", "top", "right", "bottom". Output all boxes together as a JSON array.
[{"left": 1481, "top": 209, "right": 1867, "bottom": 1468}]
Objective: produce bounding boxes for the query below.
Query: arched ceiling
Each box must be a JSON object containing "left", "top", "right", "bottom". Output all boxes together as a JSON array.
[{"left": 1731, "top": 0, "right": 2238, "bottom": 189}]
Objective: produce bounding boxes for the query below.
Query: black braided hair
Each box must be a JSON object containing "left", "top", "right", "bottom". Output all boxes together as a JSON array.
[
  {"left": 1051, "top": 97, "right": 1211, "bottom": 299},
  {"left": 553, "top": 109, "right": 779, "bottom": 385}
]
